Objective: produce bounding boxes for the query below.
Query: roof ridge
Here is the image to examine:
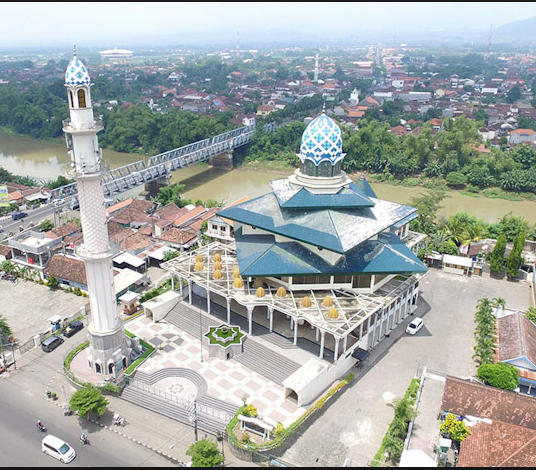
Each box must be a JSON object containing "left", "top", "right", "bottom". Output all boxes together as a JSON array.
[
  {"left": 497, "top": 432, "right": 536, "bottom": 467},
  {"left": 518, "top": 311, "right": 526, "bottom": 358},
  {"left": 326, "top": 210, "right": 344, "bottom": 252}
]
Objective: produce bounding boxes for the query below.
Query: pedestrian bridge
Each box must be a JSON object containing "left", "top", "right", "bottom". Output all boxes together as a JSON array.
[{"left": 50, "top": 123, "right": 259, "bottom": 200}]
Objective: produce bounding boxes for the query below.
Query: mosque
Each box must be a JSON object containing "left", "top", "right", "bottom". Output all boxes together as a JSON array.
[{"left": 163, "top": 110, "right": 428, "bottom": 385}]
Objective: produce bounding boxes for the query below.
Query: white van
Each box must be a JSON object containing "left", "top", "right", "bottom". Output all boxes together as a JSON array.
[
  {"left": 406, "top": 317, "right": 424, "bottom": 335},
  {"left": 42, "top": 435, "right": 76, "bottom": 464}
]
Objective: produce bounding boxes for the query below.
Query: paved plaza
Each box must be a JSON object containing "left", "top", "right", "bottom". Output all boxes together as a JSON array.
[
  {"left": 0, "top": 278, "right": 88, "bottom": 343},
  {"left": 126, "top": 315, "right": 307, "bottom": 428}
]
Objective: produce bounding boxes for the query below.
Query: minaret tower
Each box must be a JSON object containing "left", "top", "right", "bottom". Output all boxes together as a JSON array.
[
  {"left": 313, "top": 52, "right": 319, "bottom": 83},
  {"left": 63, "top": 47, "right": 130, "bottom": 376}
]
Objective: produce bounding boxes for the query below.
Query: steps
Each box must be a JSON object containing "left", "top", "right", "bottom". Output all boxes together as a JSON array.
[
  {"left": 165, "top": 302, "right": 301, "bottom": 386},
  {"left": 132, "top": 368, "right": 209, "bottom": 397},
  {"left": 120, "top": 385, "right": 229, "bottom": 436}
]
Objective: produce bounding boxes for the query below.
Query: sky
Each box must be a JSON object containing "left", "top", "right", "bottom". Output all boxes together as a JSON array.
[{"left": 2, "top": 2, "right": 536, "bottom": 48}]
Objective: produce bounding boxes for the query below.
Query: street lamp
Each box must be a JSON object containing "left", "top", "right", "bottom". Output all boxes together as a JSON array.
[{"left": 216, "top": 431, "right": 225, "bottom": 456}]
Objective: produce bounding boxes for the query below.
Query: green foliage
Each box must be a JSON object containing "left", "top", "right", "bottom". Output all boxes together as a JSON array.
[
  {"left": 1, "top": 260, "right": 16, "bottom": 275},
  {"left": 526, "top": 307, "right": 536, "bottom": 324},
  {"left": 0, "top": 315, "right": 13, "bottom": 350},
  {"left": 46, "top": 275, "right": 60, "bottom": 289},
  {"left": 39, "top": 219, "right": 54, "bottom": 232},
  {"left": 489, "top": 234, "right": 506, "bottom": 274},
  {"left": 506, "top": 86, "right": 522, "bottom": 104},
  {"left": 163, "top": 250, "right": 179, "bottom": 262},
  {"left": 506, "top": 231, "right": 525, "bottom": 279},
  {"left": 477, "top": 362, "right": 520, "bottom": 391},
  {"left": 440, "top": 413, "right": 471, "bottom": 442},
  {"left": 69, "top": 385, "right": 109, "bottom": 419},
  {"left": 446, "top": 171, "right": 467, "bottom": 187},
  {"left": 244, "top": 404, "right": 258, "bottom": 418},
  {"left": 473, "top": 297, "right": 499, "bottom": 365},
  {"left": 409, "top": 190, "right": 448, "bottom": 235},
  {"left": 438, "top": 239, "right": 459, "bottom": 255},
  {"left": 186, "top": 438, "right": 225, "bottom": 468},
  {"left": 156, "top": 183, "right": 187, "bottom": 207}
]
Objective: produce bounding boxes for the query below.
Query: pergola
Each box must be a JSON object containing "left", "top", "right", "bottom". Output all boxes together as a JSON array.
[{"left": 162, "top": 241, "right": 422, "bottom": 361}]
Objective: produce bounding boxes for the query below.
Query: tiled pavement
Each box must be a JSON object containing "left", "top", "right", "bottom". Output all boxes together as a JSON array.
[{"left": 127, "top": 316, "right": 307, "bottom": 428}]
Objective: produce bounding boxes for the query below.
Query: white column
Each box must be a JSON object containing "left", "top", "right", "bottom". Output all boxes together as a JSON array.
[
  {"left": 207, "top": 289, "right": 211, "bottom": 314},
  {"left": 179, "top": 277, "right": 183, "bottom": 297},
  {"left": 319, "top": 331, "right": 326, "bottom": 359},
  {"left": 247, "top": 306, "right": 254, "bottom": 335},
  {"left": 315, "top": 327, "right": 320, "bottom": 342},
  {"left": 226, "top": 298, "right": 231, "bottom": 324},
  {"left": 293, "top": 319, "right": 298, "bottom": 345},
  {"left": 334, "top": 337, "right": 340, "bottom": 362},
  {"left": 343, "top": 335, "right": 348, "bottom": 353},
  {"left": 188, "top": 280, "right": 192, "bottom": 305},
  {"left": 290, "top": 316, "right": 294, "bottom": 330},
  {"left": 171, "top": 275, "right": 175, "bottom": 291},
  {"left": 268, "top": 307, "right": 274, "bottom": 332}
]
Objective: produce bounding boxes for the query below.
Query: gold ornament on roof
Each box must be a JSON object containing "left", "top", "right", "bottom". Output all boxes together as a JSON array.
[
  {"left": 232, "top": 268, "right": 241, "bottom": 279},
  {"left": 195, "top": 253, "right": 204, "bottom": 263},
  {"left": 253, "top": 278, "right": 264, "bottom": 288},
  {"left": 328, "top": 307, "right": 339, "bottom": 319},
  {"left": 213, "top": 269, "right": 223, "bottom": 280},
  {"left": 212, "top": 253, "right": 222, "bottom": 262},
  {"left": 276, "top": 286, "right": 287, "bottom": 298},
  {"left": 194, "top": 261, "right": 204, "bottom": 272},
  {"left": 233, "top": 277, "right": 244, "bottom": 288},
  {"left": 213, "top": 261, "right": 223, "bottom": 271},
  {"left": 301, "top": 296, "right": 312, "bottom": 308},
  {"left": 255, "top": 287, "right": 265, "bottom": 298},
  {"left": 322, "top": 296, "right": 334, "bottom": 307}
]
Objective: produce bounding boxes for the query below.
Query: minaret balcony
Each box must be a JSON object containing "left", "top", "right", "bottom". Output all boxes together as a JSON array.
[{"left": 62, "top": 116, "right": 104, "bottom": 134}]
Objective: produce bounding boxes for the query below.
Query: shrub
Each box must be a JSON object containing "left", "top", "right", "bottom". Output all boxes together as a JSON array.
[
  {"left": 440, "top": 413, "right": 471, "bottom": 442},
  {"left": 446, "top": 171, "right": 467, "bottom": 188},
  {"left": 46, "top": 275, "right": 60, "bottom": 289},
  {"left": 186, "top": 438, "right": 225, "bottom": 467},
  {"left": 69, "top": 385, "right": 109, "bottom": 419},
  {"left": 489, "top": 234, "right": 506, "bottom": 274},
  {"left": 477, "top": 362, "right": 519, "bottom": 391},
  {"left": 244, "top": 404, "right": 258, "bottom": 418}
]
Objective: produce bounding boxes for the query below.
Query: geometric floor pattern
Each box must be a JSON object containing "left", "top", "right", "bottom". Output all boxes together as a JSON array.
[{"left": 127, "top": 316, "right": 306, "bottom": 427}]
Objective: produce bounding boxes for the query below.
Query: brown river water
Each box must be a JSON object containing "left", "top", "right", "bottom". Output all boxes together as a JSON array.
[{"left": 1, "top": 131, "right": 536, "bottom": 224}]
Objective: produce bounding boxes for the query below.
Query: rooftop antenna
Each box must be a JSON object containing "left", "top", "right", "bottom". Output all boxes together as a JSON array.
[{"left": 314, "top": 52, "right": 319, "bottom": 83}]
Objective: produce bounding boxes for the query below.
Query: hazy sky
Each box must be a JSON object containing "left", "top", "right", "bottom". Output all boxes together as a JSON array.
[{"left": 2, "top": 2, "right": 536, "bottom": 48}]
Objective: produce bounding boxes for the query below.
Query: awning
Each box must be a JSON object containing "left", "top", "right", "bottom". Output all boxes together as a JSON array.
[{"left": 352, "top": 348, "right": 371, "bottom": 361}]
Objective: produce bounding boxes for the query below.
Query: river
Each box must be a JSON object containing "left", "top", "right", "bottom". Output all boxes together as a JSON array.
[{"left": 1, "top": 131, "right": 536, "bottom": 224}]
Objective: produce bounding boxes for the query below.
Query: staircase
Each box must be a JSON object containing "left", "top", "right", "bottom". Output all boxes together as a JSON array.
[{"left": 165, "top": 302, "right": 301, "bottom": 386}]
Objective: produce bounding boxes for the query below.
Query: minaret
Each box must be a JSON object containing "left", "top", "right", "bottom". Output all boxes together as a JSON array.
[
  {"left": 313, "top": 52, "right": 319, "bottom": 83},
  {"left": 63, "top": 47, "right": 130, "bottom": 376}
]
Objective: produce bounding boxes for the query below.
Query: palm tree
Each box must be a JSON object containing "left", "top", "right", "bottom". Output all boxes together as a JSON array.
[{"left": 0, "top": 315, "right": 12, "bottom": 358}]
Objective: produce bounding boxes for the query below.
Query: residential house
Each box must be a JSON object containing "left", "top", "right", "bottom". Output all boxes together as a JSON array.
[
  {"left": 509, "top": 129, "right": 536, "bottom": 145},
  {"left": 206, "top": 197, "right": 250, "bottom": 241}
]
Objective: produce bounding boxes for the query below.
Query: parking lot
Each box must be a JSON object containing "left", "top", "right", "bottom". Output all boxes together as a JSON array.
[
  {"left": 0, "top": 278, "right": 88, "bottom": 344},
  {"left": 281, "top": 269, "right": 533, "bottom": 467}
]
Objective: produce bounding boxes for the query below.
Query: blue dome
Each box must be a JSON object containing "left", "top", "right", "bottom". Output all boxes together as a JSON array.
[
  {"left": 299, "top": 113, "right": 344, "bottom": 166},
  {"left": 65, "top": 57, "right": 90, "bottom": 86}
]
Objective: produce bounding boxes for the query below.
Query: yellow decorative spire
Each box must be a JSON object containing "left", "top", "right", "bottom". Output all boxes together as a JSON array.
[
  {"left": 255, "top": 287, "right": 265, "bottom": 298},
  {"left": 195, "top": 253, "right": 204, "bottom": 263},
  {"left": 253, "top": 278, "right": 264, "bottom": 288},
  {"left": 233, "top": 277, "right": 244, "bottom": 288},
  {"left": 276, "top": 286, "right": 287, "bottom": 298},
  {"left": 322, "top": 296, "right": 334, "bottom": 308},
  {"left": 194, "top": 261, "right": 204, "bottom": 272},
  {"left": 213, "top": 269, "right": 223, "bottom": 280},
  {"left": 301, "top": 296, "right": 312, "bottom": 308},
  {"left": 213, "top": 261, "right": 223, "bottom": 271},
  {"left": 212, "top": 253, "right": 222, "bottom": 262},
  {"left": 232, "top": 268, "right": 241, "bottom": 279},
  {"left": 328, "top": 307, "right": 339, "bottom": 319}
]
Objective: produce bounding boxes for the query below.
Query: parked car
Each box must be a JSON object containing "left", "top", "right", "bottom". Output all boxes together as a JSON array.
[
  {"left": 11, "top": 212, "right": 28, "bottom": 220},
  {"left": 41, "top": 335, "right": 65, "bottom": 353},
  {"left": 63, "top": 321, "right": 84, "bottom": 338},
  {"left": 406, "top": 317, "right": 424, "bottom": 335},
  {"left": 42, "top": 435, "right": 76, "bottom": 464}
]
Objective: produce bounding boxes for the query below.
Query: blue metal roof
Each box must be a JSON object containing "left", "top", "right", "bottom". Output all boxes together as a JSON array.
[
  {"left": 354, "top": 177, "right": 378, "bottom": 199},
  {"left": 393, "top": 212, "right": 419, "bottom": 229},
  {"left": 217, "top": 191, "right": 418, "bottom": 254},
  {"left": 234, "top": 225, "right": 428, "bottom": 277}
]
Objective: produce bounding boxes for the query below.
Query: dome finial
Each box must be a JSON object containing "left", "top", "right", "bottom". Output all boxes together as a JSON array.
[
  {"left": 73, "top": 44, "right": 77, "bottom": 58},
  {"left": 322, "top": 101, "right": 326, "bottom": 115}
]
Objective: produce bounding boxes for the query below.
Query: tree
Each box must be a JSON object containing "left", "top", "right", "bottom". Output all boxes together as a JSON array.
[
  {"left": 0, "top": 260, "right": 16, "bottom": 275},
  {"left": 477, "top": 362, "right": 519, "bottom": 391},
  {"left": 409, "top": 190, "right": 448, "bottom": 235},
  {"left": 526, "top": 307, "right": 536, "bottom": 324},
  {"left": 46, "top": 275, "right": 60, "bottom": 289},
  {"left": 489, "top": 234, "right": 506, "bottom": 275},
  {"left": 156, "top": 183, "right": 186, "bottom": 207},
  {"left": 163, "top": 250, "right": 179, "bottom": 262},
  {"left": 440, "top": 413, "right": 471, "bottom": 442},
  {"left": 446, "top": 171, "right": 467, "bottom": 188},
  {"left": 0, "top": 315, "right": 13, "bottom": 358},
  {"left": 186, "top": 438, "right": 225, "bottom": 467},
  {"left": 506, "top": 232, "right": 525, "bottom": 279},
  {"left": 506, "top": 86, "right": 522, "bottom": 104},
  {"left": 39, "top": 220, "right": 54, "bottom": 232},
  {"left": 69, "top": 385, "right": 109, "bottom": 419}
]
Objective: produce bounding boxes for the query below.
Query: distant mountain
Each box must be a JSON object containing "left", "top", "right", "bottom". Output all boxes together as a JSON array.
[{"left": 495, "top": 16, "right": 536, "bottom": 43}]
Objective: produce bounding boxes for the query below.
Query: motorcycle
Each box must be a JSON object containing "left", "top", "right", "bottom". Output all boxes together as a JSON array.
[
  {"left": 37, "top": 423, "right": 47, "bottom": 433},
  {"left": 79, "top": 434, "right": 90, "bottom": 445}
]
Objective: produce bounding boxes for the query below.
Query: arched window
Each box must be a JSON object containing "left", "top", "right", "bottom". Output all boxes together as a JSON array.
[
  {"left": 304, "top": 160, "right": 315, "bottom": 176},
  {"left": 108, "top": 363, "right": 114, "bottom": 374},
  {"left": 333, "top": 161, "right": 342, "bottom": 176},
  {"left": 95, "top": 362, "right": 101, "bottom": 374},
  {"left": 77, "top": 89, "right": 86, "bottom": 108},
  {"left": 69, "top": 91, "right": 74, "bottom": 108},
  {"left": 319, "top": 161, "right": 332, "bottom": 177}
]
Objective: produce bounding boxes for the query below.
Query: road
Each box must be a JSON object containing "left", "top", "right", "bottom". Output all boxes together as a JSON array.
[{"left": 0, "top": 332, "right": 175, "bottom": 467}]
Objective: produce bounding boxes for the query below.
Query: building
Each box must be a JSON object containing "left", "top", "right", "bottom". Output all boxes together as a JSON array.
[
  {"left": 99, "top": 48, "right": 133, "bottom": 60},
  {"left": 162, "top": 110, "right": 428, "bottom": 401},
  {"left": 509, "top": 129, "right": 536, "bottom": 145},
  {"left": 63, "top": 49, "right": 131, "bottom": 376}
]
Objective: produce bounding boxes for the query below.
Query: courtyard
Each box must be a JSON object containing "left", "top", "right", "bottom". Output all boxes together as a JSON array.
[{"left": 279, "top": 268, "right": 533, "bottom": 467}]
